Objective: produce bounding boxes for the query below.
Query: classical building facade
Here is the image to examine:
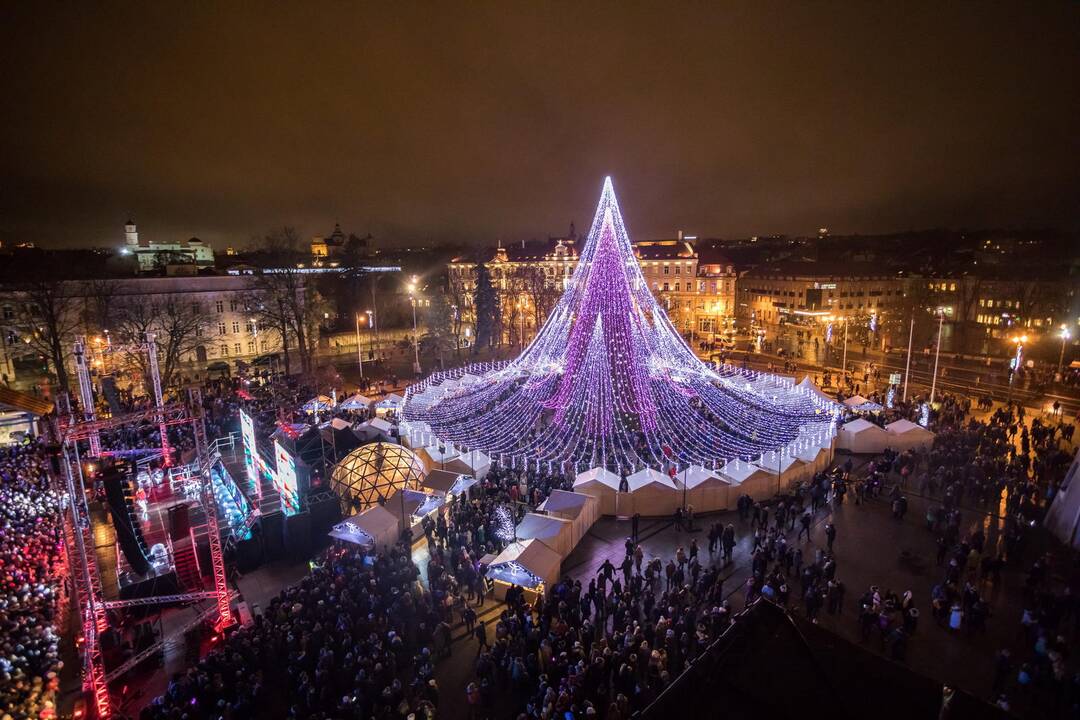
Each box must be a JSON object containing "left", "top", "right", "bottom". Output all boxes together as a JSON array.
[
  {"left": 447, "top": 233, "right": 738, "bottom": 349},
  {"left": 0, "top": 275, "right": 286, "bottom": 392},
  {"left": 735, "top": 262, "right": 908, "bottom": 357}
]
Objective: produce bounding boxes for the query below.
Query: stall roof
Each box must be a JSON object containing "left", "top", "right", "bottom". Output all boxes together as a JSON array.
[
  {"left": 537, "top": 489, "right": 594, "bottom": 515},
  {"left": 626, "top": 467, "right": 678, "bottom": 491},
  {"left": 574, "top": 466, "right": 622, "bottom": 490}
]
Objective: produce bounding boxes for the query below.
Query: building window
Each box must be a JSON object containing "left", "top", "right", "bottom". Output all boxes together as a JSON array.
[
  {"left": 663, "top": 282, "right": 670, "bottom": 291},
  {"left": 234, "top": 343, "right": 241, "bottom": 355},
  {"left": 232, "top": 321, "right": 240, "bottom": 334},
  {"left": 196, "top": 325, "right": 204, "bottom": 338},
  {"left": 674, "top": 265, "right": 681, "bottom": 275},
  {"left": 215, "top": 301, "right": 224, "bottom": 313},
  {"left": 229, "top": 300, "right": 238, "bottom": 312},
  {"left": 674, "top": 283, "right": 681, "bottom": 292},
  {"left": 663, "top": 265, "right": 670, "bottom": 275},
  {"left": 260, "top": 339, "right": 268, "bottom": 352},
  {"left": 218, "top": 322, "right": 226, "bottom": 335},
  {"left": 220, "top": 344, "right": 229, "bottom": 356},
  {"left": 247, "top": 341, "right": 256, "bottom": 353},
  {"left": 192, "top": 302, "right": 201, "bottom": 314},
  {"left": 246, "top": 321, "right": 256, "bottom": 334},
  {"left": 2, "top": 306, "right": 13, "bottom": 320}
]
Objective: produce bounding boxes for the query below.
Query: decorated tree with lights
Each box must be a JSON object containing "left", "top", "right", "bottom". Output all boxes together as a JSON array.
[
  {"left": 405, "top": 178, "right": 836, "bottom": 474},
  {"left": 472, "top": 262, "right": 500, "bottom": 351}
]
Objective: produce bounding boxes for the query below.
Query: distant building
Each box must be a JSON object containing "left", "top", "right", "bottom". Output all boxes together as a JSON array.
[
  {"left": 311, "top": 224, "right": 371, "bottom": 261},
  {"left": 123, "top": 220, "right": 215, "bottom": 272}
]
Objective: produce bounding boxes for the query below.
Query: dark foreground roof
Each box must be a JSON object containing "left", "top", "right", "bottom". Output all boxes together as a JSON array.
[
  {"left": 638, "top": 600, "right": 1004, "bottom": 720},
  {"left": 0, "top": 386, "right": 53, "bottom": 416}
]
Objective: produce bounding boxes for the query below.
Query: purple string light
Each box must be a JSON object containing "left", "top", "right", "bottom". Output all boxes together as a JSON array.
[{"left": 403, "top": 177, "right": 837, "bottom": 472}]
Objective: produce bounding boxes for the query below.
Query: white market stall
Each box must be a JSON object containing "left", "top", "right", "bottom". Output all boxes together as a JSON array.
[
  {"left": 681, "top": 465, "right": 732, "bottom": 511},
  {"left": 328, "top": 504, "right": 400, "bottom": 551},
  {"left": 383, "top": 488, "right": 446, "bottom": 537},
  {"left": 795, "top": 444, "right": 827, "bottom": 475},
  {"left": 486, "top": 538, "right": 562, "bottom": 601},
  {"left": 573, "top": 467, "right": 624, "bottom": 515},
  {"left": 885, "top": 419, "right": 935, "bottom": 452},
  {"left": 536, "top": 490, "right": 599, "bottom": 548},
  {"left": 302, "top": 395, "right": 334, "bottom": 414},
  {"left": 355, "top": 417, "right": 395, "bottom": 442},
  {"left": 514, "top": 512, "right": 575, "bottom": 558},
  {"left": 1045, "top": 450, "right": 1080, "bottom": 549},
  {"left": 836, "top": 418, "right": 889, "bottom": 454},
  {"left": 753, "top": 453, "right": 809, "bottom": 492},
  {"left": 455, "top": 449, "right": 492, "bottom": 480},
  {"left": 421, "top": 468, "right": 479, "bottom": 500},
  {"left": 625, "top": 468, "right": 681, "bottom": 517},
  {"left": 416, "top": 443, "right": 461, "bottom": 472},
  {"left": 720, "top": 459, "right": 781, "bottom": 501}
]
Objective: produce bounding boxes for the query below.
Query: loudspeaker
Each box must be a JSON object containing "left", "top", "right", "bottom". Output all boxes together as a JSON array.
[
  {"left": 284, "top": 511, "right": 311, "bottom": 562},
  {"left": 101, "top": 461, "right": 151, "bottom": 575},
  {"left": 307, "top": 495, "right": 341, "bottom": 551},
  {"left": 167, "top": 504, "right": 191, "bottom": 541},
  {"left": 234, "top": 536, "right": 262, "bottom": 573},
  {"left": 259, "top": 512, "right": 286, "bottom": 562}
]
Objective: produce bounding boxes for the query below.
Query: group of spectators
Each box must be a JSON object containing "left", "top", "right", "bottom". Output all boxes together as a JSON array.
[
  {"left": 0, "top": 444, "right": 64, "bottom": 720},
  {"left": 142, "top": 543, "right": 442, "bottom": 720}
]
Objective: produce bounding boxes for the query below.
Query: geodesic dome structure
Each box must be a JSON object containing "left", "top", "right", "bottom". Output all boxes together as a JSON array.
[{"left": 330, "top": 442, "right": 425, "bottom": 513}]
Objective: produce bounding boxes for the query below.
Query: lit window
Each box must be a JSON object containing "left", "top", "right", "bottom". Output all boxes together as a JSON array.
[
  {"left": 247, "top": 341, "right": 255, "bottom": 353},
  {"left": 220, "top": 344, "right": 229, "bottom": 356},
  {"left": 234, "top": 343, "right": 241, "bottom": 354}
]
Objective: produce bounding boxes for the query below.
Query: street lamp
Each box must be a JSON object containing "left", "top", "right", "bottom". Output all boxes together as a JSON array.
[
  {"left": 365, "top": 310, "right": 374, "bottom": 360},
  {"left": 1006, "top": 334, "right": 1027, "bottom": 406},
  {"left": 408, "top": 276, "right": 421, "bottom": 375},
  {"left": 354, "top": 313, "right": 364, "bottom": 377},
  {"left": 1058, "top": 326, "right": 1072, "bottom": 380},
  {"left": 929, "top": 307, "right": 945, "bottom": 404}
]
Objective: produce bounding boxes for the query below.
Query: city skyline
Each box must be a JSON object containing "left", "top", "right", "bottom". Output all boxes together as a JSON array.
[{"left": 2, "top": 3, "right": 1079, "bottom": 249}]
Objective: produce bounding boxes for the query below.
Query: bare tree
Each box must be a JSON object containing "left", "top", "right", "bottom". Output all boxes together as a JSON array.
[
  {"left": 513, "top": 265, "right": 559, "bottom": 330},
  {"left": 249, "top": 227, "right": 315, "bottom": 373},
  {"left": 20, "top": 280, "right": 83, "bottom": 392}
]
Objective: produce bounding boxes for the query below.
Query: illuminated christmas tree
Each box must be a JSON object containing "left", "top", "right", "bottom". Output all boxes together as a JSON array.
[{"left": 404, "top": 177, "right": 836, "bottom": 474}]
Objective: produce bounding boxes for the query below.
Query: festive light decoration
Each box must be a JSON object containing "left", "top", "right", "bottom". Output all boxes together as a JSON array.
[
  {"left": 403, "top": 177, "right": 837, "bottom": 473},
  {"left": 493, "top": 504, "right": 516, "bottom": 543},
  {"left": 330, "top": 442, "right": 425, "bottom": 514},
  {"left": 489, "top": 560, "right": 543, "bottom": 588}
]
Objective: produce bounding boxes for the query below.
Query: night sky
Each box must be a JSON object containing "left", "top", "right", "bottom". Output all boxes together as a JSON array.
[{"left": 2, "top": 3, "right": 1078, "bottom": 250}]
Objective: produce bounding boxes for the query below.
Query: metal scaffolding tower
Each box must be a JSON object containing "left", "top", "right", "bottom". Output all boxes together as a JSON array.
[{"left": 56, "top": 381, "right": 234, "bottom": 719}]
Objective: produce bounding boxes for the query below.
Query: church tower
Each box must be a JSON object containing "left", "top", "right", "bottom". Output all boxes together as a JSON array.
[{"left": 124, "top": 219, "right": 139, "bottom": 246}]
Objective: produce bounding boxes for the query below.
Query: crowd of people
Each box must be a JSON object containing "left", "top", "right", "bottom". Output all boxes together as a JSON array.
[
  {"left": 0, "top": 444, "right": 64, "bottom": 720},
  {"left": 142, "top": 543, "right": 442, "bottom": 720}
]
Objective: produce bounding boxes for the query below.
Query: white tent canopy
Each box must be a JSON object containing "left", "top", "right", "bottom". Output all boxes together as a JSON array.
[
  {"left": 456, "top": 449, "right": 492, "bottom": 480},
  {"left": 329, "top": 504, "right": 400, "bottom": 550},
  {"left": 487, "top": 539, "right": 562, "bottom": 598},
  {"left": 1046, "top": 450, "right": 1080, "bottom": 549},
  {"left": 536, "top": 490, "right": 599, "bottom": 548},
  {"left": 836, "top": 418, "right": 890, "bottom": 454},
  {"left": 514, "top": 512, "right": 575, "bottom": 558},
  {"left": 302, "top": 395, "right": 334, "bottom": 413},
  {"left": 885, "top": 419, "right": 935, "bottom": 451},
  {"left": 421, "top": 469, "right": 479, "bottom": 499},
  {"left": 339, "top": 394, "right": 375, "bottom": 411}
]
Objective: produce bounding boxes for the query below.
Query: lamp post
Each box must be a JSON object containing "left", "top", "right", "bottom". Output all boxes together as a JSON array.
[
  {"left": 1007, "top": 334, "right": 1027, "bottom": 406},
  {"left": 408, "top": 277, "right": 421, "bottom": 375},
  {"left": 354, "top": 313, "right": 364, "bottom": 377},
  {"left": 365, "top": 310, "right": 374, "bottom": 361},
  {"left": 902, "top": 313, "right": 914, "bottom": 402},
  {"left": 1058, "top": 326, "right": 1072, "bottom": 380},
  {"left": 840, "top": 316, "right": 849, "bottom": 388},
  {"left": 929, "top": 309, "right": 945, "bottom": 404}
]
